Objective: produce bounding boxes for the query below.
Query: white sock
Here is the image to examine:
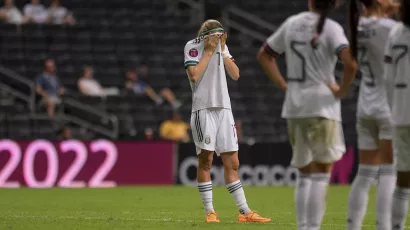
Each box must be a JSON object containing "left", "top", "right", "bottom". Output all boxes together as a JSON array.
[
  {"left": 295, "top": 173, "right": 312, "bottom": 230},
  {"left": 392, "top": 187, "right": 410, "bottom": 230},
  {"left": 306, "top": 173, "right": 330, "bottom": 230},
  {"left": 226, "top": 180, "right": 251, "bottom": 215},
  {"left": 347, "top": 165, "right": 379, "bottom": 230},
  {"left": 198, "top": 181, "right": 214, "bottom": 214},
  {"left": 377, "top": 164, "right": 396, "bottom": 230}
]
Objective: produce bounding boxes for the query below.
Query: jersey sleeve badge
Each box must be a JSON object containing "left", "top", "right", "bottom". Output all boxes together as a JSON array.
[{"left": 189, "top": 48, "right": 199, "bottom": 57}]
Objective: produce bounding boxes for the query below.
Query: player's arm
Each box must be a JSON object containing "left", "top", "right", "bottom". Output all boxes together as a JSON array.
[
  {"left": 186, "top": 52, "right": 213, "bottom": 83},
  {"left": 221, "top": 34, "right": 240, "bottom": 81},
  {"left": 223, "top": 57, "right": 239, "bottom": 81},
  {"left": 327, "top": 24, "right": 357, "bottom": 98},
  {"left": 257, "top": 21, "right": 288, "bottom": 91},
  {"left": 330, "top": 47, "right": 358, "bottom": 98},
  {"left": 257, "top": 45, "right": 287, "bottom": 91},
  {"left": 186, "top": 35, "right": 219, "bottom": 83}
]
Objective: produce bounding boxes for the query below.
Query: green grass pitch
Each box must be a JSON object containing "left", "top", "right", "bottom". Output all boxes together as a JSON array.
[{"left": 0, "top": 186, "right": 408, "bottom": 229}]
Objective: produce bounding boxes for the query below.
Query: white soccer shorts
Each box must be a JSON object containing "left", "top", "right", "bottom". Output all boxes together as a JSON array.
[
  {"left": 287, "top": 118, "right": 346, "bottom": 168},
  {"left": 394, "top": 126, "right": 410, "bottom": 172},
  {"left": 356, "top": 116, "right": 393, "bottom": 150},
  {"left": 191, "top": 108, "right": 238, "bottom": 156}
]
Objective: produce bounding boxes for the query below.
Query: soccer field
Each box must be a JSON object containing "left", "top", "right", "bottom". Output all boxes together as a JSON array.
[{"left": 0, "top": 186, "right": 406, "bottom": 230}]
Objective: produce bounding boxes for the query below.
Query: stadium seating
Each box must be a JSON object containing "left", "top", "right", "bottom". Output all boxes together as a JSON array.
[{"left": 0, "top": 0, "right": 357, "bottom": 142}]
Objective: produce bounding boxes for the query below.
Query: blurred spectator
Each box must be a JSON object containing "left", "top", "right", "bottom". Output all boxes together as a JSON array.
[
  {"left": 47, "top": 0, "right": 75, "bottom": 25},
  {"left": 59, "top": 126, "right": 72, "bottom": 140},
  {"left": 124, "top": 68, "right": 181, "bottom": 109},
  {"left": 35, "top": 59, "right": 64, "bottom": 117},
  {"left": 159, "top": 112, "right": 190, "bottom": 143},
  {"left": 136, "top": 63, "right": 182, "bottom": 109},
  {"left": 0, "top": 0, "right": 27, "bottom": 24},
  {"left": 78, "top": 66, "right": 119, "bottom": 97},
  {"left": 24, "top": 0, "right": 47, "bottom": 24},
  {"left": 145, "top": 128, "right": 154, "bottom": 141}
]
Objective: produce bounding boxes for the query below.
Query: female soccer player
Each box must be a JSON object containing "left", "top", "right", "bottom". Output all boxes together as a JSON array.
[
  {"left": 384, "top": 1, "right": 410, "bottom": 229},
  {"left": 346, "top": 1, "right": 399, "bottom": 229},
  {"left": 184, "top": 19, "right": 271, "bottom": 223},
  {"left": 257, "top": 0, "right": 357, "bottom": 229}
]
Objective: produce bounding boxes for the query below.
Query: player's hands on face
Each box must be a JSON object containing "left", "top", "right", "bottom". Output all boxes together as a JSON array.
[
  {"left": 204, "top": 34, "right": 220, "bottom": 54},
  {"left": 221, "top": 32, "right": 227, "bottom": 51}
]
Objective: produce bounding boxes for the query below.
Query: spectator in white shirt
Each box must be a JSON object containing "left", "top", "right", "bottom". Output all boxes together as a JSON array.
[
  {"left": 0, "top": 0, "right": 27, "bottom": 24},
  {"left": 78, "top": 66, "right": 119, "bottom": 97},
  {"left": 24, "top": 0, "right": 47, "bottom": 24},
  {"left": 47, "top": 0, "right": 75, "bottom": 25}
]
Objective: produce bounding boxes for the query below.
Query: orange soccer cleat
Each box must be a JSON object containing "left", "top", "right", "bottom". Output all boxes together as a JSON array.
[
  {"left": 205, "top": 211, "right": 220, "bottom": 223},
  {"left": 238, "top": 211, "right": 271, "bottom": 223}
]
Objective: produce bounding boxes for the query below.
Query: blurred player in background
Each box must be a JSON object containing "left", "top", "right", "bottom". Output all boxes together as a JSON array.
[
  {"left": 346, "top": 1, "right": 399, "bottom": 229},
  {"left": 257, "top": 0, "right": 357, "bottom": 229},
  {"left": 184, "top": 19, "right": 271, "bottom": 223},
  {"left": 384, "top": 0, "right": 410, "bottom": 229}
]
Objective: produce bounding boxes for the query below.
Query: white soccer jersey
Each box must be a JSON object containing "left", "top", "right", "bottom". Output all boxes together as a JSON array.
[
  {"left": 265, "top": 12, "right": 348, "bottom": 121},
  {"left": 184, "top": 37, "right": 233, "bottom": 112},
  {"left": 357, "top": 17, "right": 397, "bottom": 119},
  {"left": 384, "top": 23, "right": 410, "bottom": 126}
]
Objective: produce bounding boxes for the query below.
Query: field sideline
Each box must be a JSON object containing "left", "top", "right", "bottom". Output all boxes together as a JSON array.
[{"left": 0, "top": 186, "right": 409, "bottom": 229}]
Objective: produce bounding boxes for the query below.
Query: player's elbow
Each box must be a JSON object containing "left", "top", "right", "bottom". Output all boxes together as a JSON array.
[
  {"left": 188, "top": 75, "right": 199, "bottom": 83},
  {"left": 187, "top": 67, "right": 199, "bottom": 83},
  {"left": 231, "top": 71, "right": 240, "bottom": 81},
  {"left": 345, "top": 59, "right": 358, "bottom": 73}
]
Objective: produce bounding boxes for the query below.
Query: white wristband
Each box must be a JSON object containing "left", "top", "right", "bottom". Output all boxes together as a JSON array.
[{"left": 222, "top": 50, "right": 229, "bottom": 59}]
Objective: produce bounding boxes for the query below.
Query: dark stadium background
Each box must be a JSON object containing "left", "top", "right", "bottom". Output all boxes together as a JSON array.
[{"left": 0, "top": 0, "right": 360, "bottom": 188}]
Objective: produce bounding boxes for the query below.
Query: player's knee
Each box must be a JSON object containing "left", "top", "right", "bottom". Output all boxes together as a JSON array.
[
  {"left": 231, "top": 162, "right": 240, "bottom": 171},
  {"left": 225, "top": 159, "right": 240, "bottom": 172},
  {"left": 198, "top": 150, "right": 213, "bottom": 171},
  {"left": 198, "top": 160, "right": 212, "bottom": 171}
]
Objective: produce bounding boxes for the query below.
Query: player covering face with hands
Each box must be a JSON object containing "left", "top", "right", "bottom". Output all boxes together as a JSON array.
[
  {"left": 257, "top": 0, "right": 358, "bottom": 229},
  {"left": 184, "top": 19, "right": 271, "bottom": 223}
]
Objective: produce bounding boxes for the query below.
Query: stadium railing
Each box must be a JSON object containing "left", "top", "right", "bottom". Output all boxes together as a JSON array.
[
  {"left": 222, "top": 5, "right": 278, "bottom": 42},
  {"left": 170, "top": 0, "right": 205, "bottom": 24},
  {"left": 62, "top": 98, "right": 119, "bottom": 139},
  {"left": 0, "top": 64, "right": 119, "bottom": 139},
  {"left": 0, "top": 66, "right": 35, "bottom": 112}
]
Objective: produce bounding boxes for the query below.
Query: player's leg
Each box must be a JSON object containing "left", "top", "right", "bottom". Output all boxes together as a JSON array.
[
  {"left": 391, "top": 127, "right": 410, "bottom": 230},
  {"left": 220, "top": 151, "right": 250, "bottom": 214},
  {"left": 288, "top": 119, "right": 313, "bottom": 230},
  {"left": 216, "top": 109, "right": 271, "bottom": 223},
  {"left": 197, "top": 150, "right": 216, "bottom": 216},
  {"left": 295, "top": 164, "right": 313, "bottom": 230},
  {"left": 348, "top": 118, "right": 380, "bottom": 230},
  {"left": 219, "top": 151, "right": 271, "bottom": 223},
  {"left": 191, "top": 109, "right": 219, "bottom": 222},
  {"left": 307, "top": 118, "right": 345, "bottom": 230},
  {"left": 376, "top": 132, "right": 395, "bottom": 230}
]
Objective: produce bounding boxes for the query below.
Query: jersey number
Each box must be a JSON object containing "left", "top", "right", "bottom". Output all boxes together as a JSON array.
[
  {"left": 392, "top": 45, "right": 409, "bottom": 88},
  {"left": 216, "top": 52, "right": 221, "bottom": 66},
  {"left": 357, "top": 47, "right": 375, "bottom": 87},
  {"left": 289, "top": 41, "right": 306, "bottom": 82}
]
